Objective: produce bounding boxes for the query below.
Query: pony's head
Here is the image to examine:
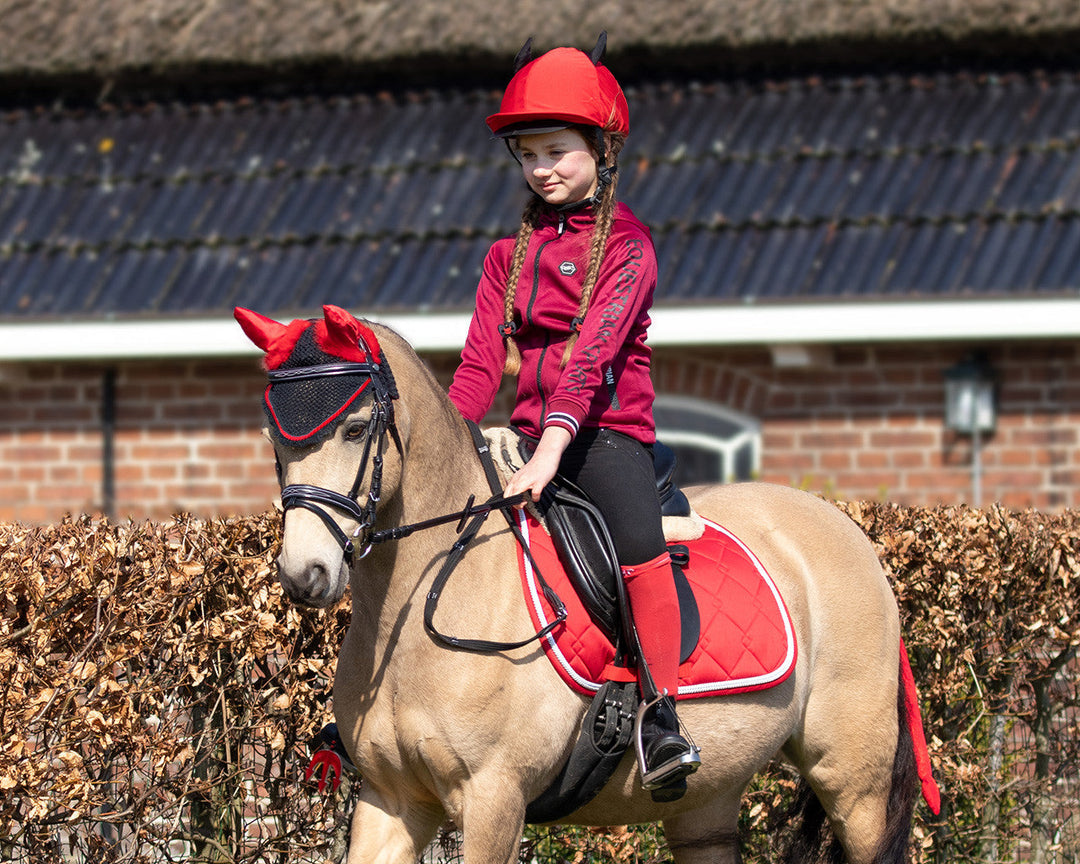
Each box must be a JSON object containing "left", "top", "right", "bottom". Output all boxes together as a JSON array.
[{"left": 236, "top": 305, "right": 401, "bottom": 607}]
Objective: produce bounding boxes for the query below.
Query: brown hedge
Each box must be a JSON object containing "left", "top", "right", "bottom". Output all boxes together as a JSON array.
[{"left": 1, "top": 502, "right": 1077, "bottom": 862}]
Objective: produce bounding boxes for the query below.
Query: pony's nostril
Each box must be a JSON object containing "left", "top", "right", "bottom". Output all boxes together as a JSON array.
[{"left": 307, "top": 562, "right": 329, "bottom": 593}]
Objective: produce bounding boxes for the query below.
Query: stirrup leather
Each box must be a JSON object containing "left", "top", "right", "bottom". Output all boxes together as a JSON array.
[{"left": 634, "top": 692, "right": 701, "bottom": 791}]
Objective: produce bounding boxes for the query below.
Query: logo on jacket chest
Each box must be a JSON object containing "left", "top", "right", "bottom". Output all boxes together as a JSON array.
[{"left": 559, "top": 261, "right": 578, "bottom": 277}]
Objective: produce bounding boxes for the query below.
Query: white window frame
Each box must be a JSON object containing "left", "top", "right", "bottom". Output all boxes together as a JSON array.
[{"left": 653, "top": 395, "right": 761, "bottom": 484}]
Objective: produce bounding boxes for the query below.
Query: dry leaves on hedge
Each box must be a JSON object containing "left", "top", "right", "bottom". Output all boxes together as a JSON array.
[{"left": 0, "top": 512, "right": 350, "bottom": 859}]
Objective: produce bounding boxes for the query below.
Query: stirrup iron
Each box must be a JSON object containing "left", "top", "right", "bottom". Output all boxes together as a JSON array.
[{"left": 634, "top": 691, "right": 701, "bottom": 791}]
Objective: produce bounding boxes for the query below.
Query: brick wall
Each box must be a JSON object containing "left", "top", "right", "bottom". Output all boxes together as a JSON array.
[
  {"left": 2, "top": 339, "right": 1077, "bottom": 523},
  {"left": 652, "top": 340, "right": 1080, "bottom": 510},
  {"left": 0, "top": 359, "right": 274, "bottom": 523}
]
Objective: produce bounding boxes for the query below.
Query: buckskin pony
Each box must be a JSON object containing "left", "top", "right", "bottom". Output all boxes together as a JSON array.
[{"left": 235, "top": 304, "right": 939, "bottom": 864}]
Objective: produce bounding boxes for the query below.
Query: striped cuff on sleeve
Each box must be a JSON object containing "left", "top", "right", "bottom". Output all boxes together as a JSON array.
[{"left": 543, "top": 411, "right": 580, "bottom": 438}]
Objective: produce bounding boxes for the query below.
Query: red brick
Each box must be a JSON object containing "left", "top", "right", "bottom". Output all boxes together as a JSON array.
[
  {"left": 214, "top": 462, "right": 246, "bottom": 480},
  {"left": 226, "top": 481, "right": 279, "bottom": 502},
  {"left": 891, "top": 451, "right": 927, "bottom": 469},
  {"left": 857, "top": 451, "right": 890, "bottom": 469},
  {"left": 48, "top": 465, "right": 81, "bottom": 482},
  {"left": 4, "top": 444, "right": 63, "bottom": 462},
  {"left": 868, "top": 430, "right": 937, "bottom": 449},
  {"left": 115, "top": 465, "right": 147, "bottom": 482},
  {"left": 178, "top": 382, "right": 210, "bottom": 398},
  {"left": 821, "top": 451, "right": 853, "bottom": 471},
  {"left": 161, "top": 403, "right": 223, "bottom": 422},
  {"left": 131, "top": 444, "right": 191, "bottom": 461},
  {"left": 197, "top": 442, "right": 257, "bottom": 461},
  {"left": 836, "top": 471, "right": 901, "bottom": 492},
  {"left": 165, "top": 483, "right": 226, "bottom": 500},
  {"left": 763, "top": 452, "right": 815, "bottom": 472},
  {"left": 799, "top": 430, "right": 865, "bottom": 450},
  {"left": 0, "top": 403, "right": 32, "bottom": 424},
  {"left": 37, "top": 484, "right": 96, "bottom": 503},
  {"left": 9, "top": 504, "right": 52, "bottom": 522},
  {"left": 182, "top": 463, "right": 212, "bottom": 480}
]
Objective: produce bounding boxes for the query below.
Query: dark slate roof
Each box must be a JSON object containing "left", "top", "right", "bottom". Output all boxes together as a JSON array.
[{"left": 2, "top": 69, "right": 1080, "bottom": 322}]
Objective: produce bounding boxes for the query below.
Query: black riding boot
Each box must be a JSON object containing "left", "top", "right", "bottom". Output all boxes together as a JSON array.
[{"left": 639, "top": 695, "right": 700, "bottom": 801}]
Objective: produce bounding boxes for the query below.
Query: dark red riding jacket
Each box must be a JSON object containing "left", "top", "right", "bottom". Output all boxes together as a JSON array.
[{"left": 449, "top": 202, "right": 659, "bottom": 444}]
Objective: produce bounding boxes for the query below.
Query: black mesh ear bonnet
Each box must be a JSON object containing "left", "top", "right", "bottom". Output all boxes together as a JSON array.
[{"left": 234, "top": 305, "right": 398, "bottom": 446}]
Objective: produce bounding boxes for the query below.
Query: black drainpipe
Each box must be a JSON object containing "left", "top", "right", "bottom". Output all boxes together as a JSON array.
[{"left": 102, "top": 368, "right": 116, "bottom": 520}]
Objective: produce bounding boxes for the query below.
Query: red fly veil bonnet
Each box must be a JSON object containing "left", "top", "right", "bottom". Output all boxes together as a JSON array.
[{"left": 234, "top": 305, "right": 398, "bottom": 445}]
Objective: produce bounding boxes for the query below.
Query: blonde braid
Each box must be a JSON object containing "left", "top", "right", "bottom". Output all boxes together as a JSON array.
[
  {"left": 501, "top": 197, "right": 543, "bottom": 376},
  {"left": 560, "top": 163, "right": 621, "bottom": 368}
]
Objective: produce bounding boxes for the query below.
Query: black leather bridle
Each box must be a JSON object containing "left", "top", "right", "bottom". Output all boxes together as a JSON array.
[{"left": 272, "top": 360, "right": 402, "bottom": 564}]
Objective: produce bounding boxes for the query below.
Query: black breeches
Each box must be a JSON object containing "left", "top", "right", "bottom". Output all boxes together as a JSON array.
[{"left": 556, "top": 427, "right": 667, "bottom": 567}]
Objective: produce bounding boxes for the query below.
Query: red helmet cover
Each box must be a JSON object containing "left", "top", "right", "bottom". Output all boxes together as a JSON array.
[{"left": 486, "top": 46, "right": 629, "bottom": 137}]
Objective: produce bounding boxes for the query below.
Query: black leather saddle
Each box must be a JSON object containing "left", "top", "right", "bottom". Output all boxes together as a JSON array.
[{"left": 515, "top": 436, "right": 701, "bottom": 663}]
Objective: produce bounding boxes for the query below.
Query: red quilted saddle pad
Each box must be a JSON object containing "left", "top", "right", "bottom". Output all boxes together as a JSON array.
[{"left": 516, "top": 512, "right": 797, "bottom": 699}]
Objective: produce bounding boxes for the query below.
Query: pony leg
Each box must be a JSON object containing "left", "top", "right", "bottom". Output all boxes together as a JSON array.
[
  {"left": 663, "top": 794, "right": 744, "bottom": 864},
  {"left": 345, "top": 784, "right": 443, "bottom": 864},
  {"left": 784, "top": 673, "right": 909, "bottom": 864},
  {"left": 457, "top": 782, "right": 527, "bottom": 864}
]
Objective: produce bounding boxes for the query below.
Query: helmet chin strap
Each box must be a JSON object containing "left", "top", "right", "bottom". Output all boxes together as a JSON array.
[
  {"left": 566, "top": 125, "right": 616, "bottom": 210},
  {"left": 554, "top": 156, "right": 616, "bottom": 213}
]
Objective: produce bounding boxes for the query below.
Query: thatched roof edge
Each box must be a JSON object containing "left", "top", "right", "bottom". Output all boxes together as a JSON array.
[{"left": 1, "top": 0, "right": 1079, "bottom": 91}]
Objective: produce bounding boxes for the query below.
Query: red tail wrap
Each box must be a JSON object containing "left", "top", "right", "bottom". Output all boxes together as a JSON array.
[{"left": 900, "top": 639, "right": 942, "bottom": 814}]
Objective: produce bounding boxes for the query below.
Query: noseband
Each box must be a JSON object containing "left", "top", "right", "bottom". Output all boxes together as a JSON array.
[{"left": 272, "top": 360, "right": 402, "bottom": 564}]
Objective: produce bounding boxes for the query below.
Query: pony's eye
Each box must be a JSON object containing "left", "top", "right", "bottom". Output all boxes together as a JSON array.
[{"left": 345, "top": 421, "right": 367, "bottom": 441}]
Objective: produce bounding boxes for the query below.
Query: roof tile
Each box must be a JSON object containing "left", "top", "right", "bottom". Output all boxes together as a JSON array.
[{"left": 2, "top": 71, "right": 1080, "bottom": 321}]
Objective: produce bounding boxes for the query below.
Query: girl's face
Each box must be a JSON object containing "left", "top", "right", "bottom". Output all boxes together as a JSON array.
[{"left": 515, "top": 129, "right": 599, "bottom": 207}]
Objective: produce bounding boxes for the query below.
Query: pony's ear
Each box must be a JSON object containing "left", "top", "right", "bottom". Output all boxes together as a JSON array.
[
  {"left": 322, "top": 304, "right": 382, "bottom": 361},
  {"left": 234, "top": 307, "right": 286, "bottom": 351},
  {"left": 322, "top": 304, "right": 354, "bottom": 333},
  {"left": 513, "top": 37, "right": 534, "bottom": 72},
  {"left": 589, "top": 31, "right": 607, "bottom": 65}
]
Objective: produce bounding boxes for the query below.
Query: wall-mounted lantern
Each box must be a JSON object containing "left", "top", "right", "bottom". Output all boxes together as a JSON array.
[{"left": 944, "top": 354, "right": 997, "bottom": 506}]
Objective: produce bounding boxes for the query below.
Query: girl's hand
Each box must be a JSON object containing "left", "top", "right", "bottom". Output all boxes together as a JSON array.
[{"left": 505, "top": 426, "right": 572, "bottom": 504}]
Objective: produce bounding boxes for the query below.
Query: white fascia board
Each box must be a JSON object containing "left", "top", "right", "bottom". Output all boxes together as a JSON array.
[
  {"left": 0, "top": 299, "right": 1077, "bottom": 361},
  {"left": 0, "top": 312, "right": 474, "bottom": 361},
  {"left": 647, "top": 298, "right": 1080, "bottom": 346}
]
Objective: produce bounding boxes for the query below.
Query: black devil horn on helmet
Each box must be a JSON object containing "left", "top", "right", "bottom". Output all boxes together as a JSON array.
[
  {"left": 513, "top": 37, "right": 534, "bottom": 72},
  {"left": 590, "top": 31, "right": 607, "bottom": 65}
]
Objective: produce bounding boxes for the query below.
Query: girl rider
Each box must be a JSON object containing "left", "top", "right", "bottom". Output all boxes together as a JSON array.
[{"left": 449, "top": 35, "right": 700, "bottom": 799}]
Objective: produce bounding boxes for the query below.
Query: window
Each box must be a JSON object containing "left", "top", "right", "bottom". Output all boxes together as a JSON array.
[{"left": 653, "top": 396, "right": 761, "bottom": 485}]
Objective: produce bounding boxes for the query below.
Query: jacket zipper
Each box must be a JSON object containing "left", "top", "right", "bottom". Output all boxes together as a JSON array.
[
  {"left": 529, "top": 214, "right": 564, "bottom": 423},
  {"left": 524, "top": 214, "right": 564, "bottom": 325}
]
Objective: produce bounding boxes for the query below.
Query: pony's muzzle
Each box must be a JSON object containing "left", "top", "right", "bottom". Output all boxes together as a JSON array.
[
  {"left": 276, "top": 553, "right": 348, "bottom": 608},
  {"left": 276, "top": 514, "right": 350, "bottom": 608}
]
